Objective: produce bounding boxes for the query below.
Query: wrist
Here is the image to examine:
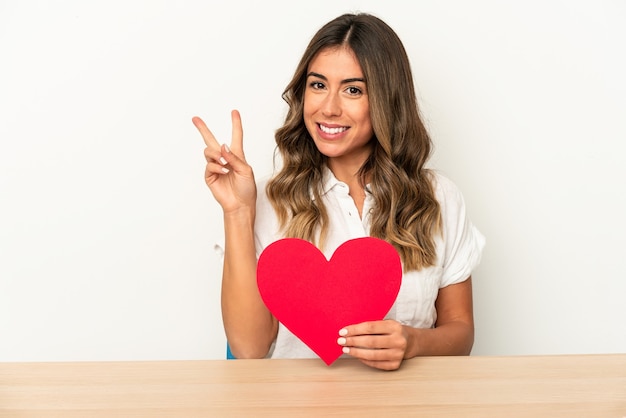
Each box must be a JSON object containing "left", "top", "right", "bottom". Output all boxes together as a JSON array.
[
  {"left": 402, "top": 325, "right": 422, "bottom": 359},
  {"left": 223, "top": 206, "right": 256, "bottom": 245},
  {"left": 223, "top": 206, "right": 256, "bottom": 224}
]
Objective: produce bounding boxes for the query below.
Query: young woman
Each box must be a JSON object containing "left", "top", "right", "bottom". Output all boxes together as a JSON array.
[{"left": 193, "top": 13, "right": 485, "bottom": 371}]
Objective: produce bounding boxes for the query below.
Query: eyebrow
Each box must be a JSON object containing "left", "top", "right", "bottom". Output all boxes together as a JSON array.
[{"left": 306, "top": 71, "right": 365, "bottom": 84}]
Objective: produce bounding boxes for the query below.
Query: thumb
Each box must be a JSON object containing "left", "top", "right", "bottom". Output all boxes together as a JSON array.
[{"left": 220, "top": 143, "right": 252, "bottom": 176}]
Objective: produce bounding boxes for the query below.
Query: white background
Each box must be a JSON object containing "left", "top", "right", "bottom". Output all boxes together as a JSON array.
[{"left": 1, "top": 0, "right": 624, "bottom": 361}]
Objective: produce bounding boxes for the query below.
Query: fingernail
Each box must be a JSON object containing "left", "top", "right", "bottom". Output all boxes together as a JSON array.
[
  {"left": 339, "top": 328, "right": 348, "bottom": 337},
  {"left": 221, "top": 167, "right": 229, "bottom": 174},
  {"left": 219, "top": 157, "right": 227, "bottom": 165},
  {"left": 342, "top": 347, "right": 350, "bottom": 354},
  {"left": 224, "top": 144, "right": 231, "bottom": 153},
  {"left": 337, "top": 337, "right": 346, "bottom": 345}
]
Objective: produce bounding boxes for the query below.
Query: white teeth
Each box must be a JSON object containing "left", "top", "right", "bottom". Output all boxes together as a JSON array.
[{"left": 319, "top": 124, "right": 347, "bottom": 134}]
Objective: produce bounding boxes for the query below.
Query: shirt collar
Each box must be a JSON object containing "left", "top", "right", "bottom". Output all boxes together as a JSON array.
[
  {"left": 320, "top": 165, "right": 341, "bottom": 196},
  {"left": 313, "top": 165, "right": 372, "bottom": 199}
]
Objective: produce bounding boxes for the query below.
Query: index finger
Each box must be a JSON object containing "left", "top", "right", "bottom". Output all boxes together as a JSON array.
[
  {"left": 229, "top": 109, "right": 244, "bottom": 157},
  {"left": 191, "top": 116, "right": 220, "bottom": 149},
  {"left": 340, "top": 320, "right": 394, "bottom": 336}
]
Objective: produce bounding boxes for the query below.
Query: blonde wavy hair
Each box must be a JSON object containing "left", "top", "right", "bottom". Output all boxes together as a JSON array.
[{"left": 266, "top": 13, "right": 441, "bottom": 271}]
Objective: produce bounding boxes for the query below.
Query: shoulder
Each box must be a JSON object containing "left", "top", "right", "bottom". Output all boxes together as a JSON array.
[
  {"left": 429, "top": 170, "right": 486, "bottom": 284},
  {"left": 429, "top": 170, "right": 466, "bottom": 209},
  {"left": 255, "top": 175, "right": 276, "bottom": 218},
  {"left": 428, "top": 170, "right": 475, "bottom": 240}
]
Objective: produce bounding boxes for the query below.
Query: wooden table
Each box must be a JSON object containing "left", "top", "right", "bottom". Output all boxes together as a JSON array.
[{"left": 1, "top": 354, "right": 625, "bottom": 417}]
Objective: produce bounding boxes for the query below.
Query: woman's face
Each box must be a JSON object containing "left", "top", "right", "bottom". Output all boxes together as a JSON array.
[{"left": 303, "top": 46, "right": 374, "bottom": 171}]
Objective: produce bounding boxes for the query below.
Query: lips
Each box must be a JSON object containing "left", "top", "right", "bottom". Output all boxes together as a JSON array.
[
  {"left": 318, "top": 123, "right": 349, "bottom": 140},
  {"left": 319, "top": 124, "right": 348, "bottom": 134}
]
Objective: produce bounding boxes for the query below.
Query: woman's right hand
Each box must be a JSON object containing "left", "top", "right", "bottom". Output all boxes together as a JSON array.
[{"left": 192, "top": 110, "right": 257, "bottom": 213}]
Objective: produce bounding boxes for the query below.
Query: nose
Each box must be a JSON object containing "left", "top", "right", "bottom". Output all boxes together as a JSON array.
[{"left": 321, "top": 92, "right": 342, "bottom": 117}]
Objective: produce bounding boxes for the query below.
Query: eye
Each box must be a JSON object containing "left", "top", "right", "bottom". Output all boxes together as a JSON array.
[
  {"left": 309, "top": 81, "right": 325, "bottom": 90},
  {"left": 345, "top": 86, "right": 363, "bottom": 96}
]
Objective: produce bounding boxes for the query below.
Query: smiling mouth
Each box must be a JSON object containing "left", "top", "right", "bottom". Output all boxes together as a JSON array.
[{"left": 319, "top": 124, "right": 348, "bottom": 135}]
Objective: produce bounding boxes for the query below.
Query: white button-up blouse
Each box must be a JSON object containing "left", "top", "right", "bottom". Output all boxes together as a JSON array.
[{"left": 252, "top": 167, "right": 485, "bottom": 359}]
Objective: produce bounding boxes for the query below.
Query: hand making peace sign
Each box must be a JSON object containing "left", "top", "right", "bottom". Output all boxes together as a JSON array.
[{"left": 192, "top": 110, "right": 257, "bottom": 214}]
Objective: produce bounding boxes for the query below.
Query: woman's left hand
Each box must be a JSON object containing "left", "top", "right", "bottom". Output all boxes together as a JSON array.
[{"left": 337, "top": 319, "right": 410, "bottom": 371}]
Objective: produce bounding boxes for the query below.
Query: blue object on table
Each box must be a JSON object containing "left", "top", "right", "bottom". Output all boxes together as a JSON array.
[{"left": 226, "top": 343, "right": 236, "bottom": 360}]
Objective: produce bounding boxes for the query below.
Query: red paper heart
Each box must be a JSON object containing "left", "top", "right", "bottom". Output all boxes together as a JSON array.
[{"left": 257, "top": 237, "right": 402, "bottom": 365}]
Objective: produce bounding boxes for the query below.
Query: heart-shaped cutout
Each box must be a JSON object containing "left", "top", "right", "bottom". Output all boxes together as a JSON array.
[{"left": 257, "top": 237, "right": 402, "bottom": 365}]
